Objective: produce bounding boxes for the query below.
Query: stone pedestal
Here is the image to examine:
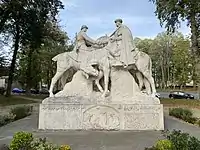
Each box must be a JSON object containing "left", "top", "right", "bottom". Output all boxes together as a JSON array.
[
  {"left": 39, "top": 97, "right": 164, "bottom": 130},
  {"left": 39, "top": 67, "right": 164, "bottom": 131}
]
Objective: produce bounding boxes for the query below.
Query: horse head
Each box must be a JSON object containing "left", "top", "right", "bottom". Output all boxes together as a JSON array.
[{"left": 96, "top": 35, "right": 110, "bottom": 47}]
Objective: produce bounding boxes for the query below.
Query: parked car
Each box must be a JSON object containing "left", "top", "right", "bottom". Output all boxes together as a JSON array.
[
  {"left": 169, "top": 91, "right": 194, "bottom": 99},
  {"left": 155, "top": 93, "right": 160, "bottom": 99},
  {"left": 12, "top": 88, "right": 25, "bottom": 94},
  {"left": 39, "top": 89, "right": 49, "bottom": 95},
  {"left": 30, "top": 89, "right": 39, "bottom": 94}
]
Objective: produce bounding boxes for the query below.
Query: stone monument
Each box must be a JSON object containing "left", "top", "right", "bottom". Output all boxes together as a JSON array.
[{"left": 39, "top": 19, "right": 164, "bottom": 130}]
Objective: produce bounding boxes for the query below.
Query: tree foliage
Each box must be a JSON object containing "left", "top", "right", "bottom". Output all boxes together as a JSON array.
[
  {"left": 0, "top": 0, "right": 64, "bottom": 96},
  {"left": 135, "top": 31, "right": 192, "bottom": 89},
  {"left": 17, "top": 21, "right": 70, "bottom": 90},
  {"left": 150, "top": 0, "right": 200, "bottom": 90}
]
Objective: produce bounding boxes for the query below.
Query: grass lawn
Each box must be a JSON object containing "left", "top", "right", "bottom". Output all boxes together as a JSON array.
[
  {"left": 160, "top": 98, "right": 200, "bottom": 108},
  {"left": 0, "top": 95, "right": 38, "bottom": 106}
]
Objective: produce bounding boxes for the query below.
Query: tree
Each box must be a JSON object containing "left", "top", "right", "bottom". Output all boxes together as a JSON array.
[
  {"left": 37, "top": 22, "right": 69, "bottom": 89},
  {"left": 0, "top": 52, "right": 6, "bottom": 67},
  {"left": 150, "top": 0, "right": 200, "bottom": 91},
  {"left": 134, "top": 38, "right": 154, "bottom": 54},
  {"left": 135, "top": 32, "right": 191, "bottom": 89},
  {"left": 171, "top": 37, "right": 191, "bottom": 88},
  {"left": 0, "top": 0, "right": 64, "bottom": 96},
  {"left": 17, "top": 21, "right": 70, "bottom": 91}
]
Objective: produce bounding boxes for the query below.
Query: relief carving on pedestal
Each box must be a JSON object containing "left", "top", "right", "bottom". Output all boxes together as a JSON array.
[{"left": 83, "top": 105, "right": 120, "bottom": 130}]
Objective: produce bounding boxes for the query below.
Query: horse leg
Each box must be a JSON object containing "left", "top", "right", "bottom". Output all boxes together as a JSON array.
[
  {"left": 143, "top": 77, "right": 151, "bottom": 95},
  {"left": 143, "top": 72, "right": 156, "bottom": 96},
  {"left": 101, "top": 65, "right": 110, "bottom": 98},
  {"left": 49, "top": 71, "right": 65, "bottom": 97},
  {"left": 60, "top": 72, "right": 67, "bottom": 89},
  {"left": 95, "top": 70, "right": 104, "bottom": 93},
  {"left": 136, "top": 72, "right": 144, "bottom": 90},
  {"left": 148, "top": 76, "right": 157, "bottom": 96}
]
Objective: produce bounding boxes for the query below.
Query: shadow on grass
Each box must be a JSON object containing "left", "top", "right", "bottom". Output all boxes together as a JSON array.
[
  {"left": 22, "top": 94, "right": 48, "bottom": 100},
  {"left": 0, "top": 95, "right": 38, "bottom": 106}
]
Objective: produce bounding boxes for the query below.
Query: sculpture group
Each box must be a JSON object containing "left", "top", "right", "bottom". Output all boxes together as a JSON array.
[
  {"left": 39, "top": 19, "right": 164, "bottom": 131},
  {"left": 48, "top": 18, "right": 156, "bottom": 99}
]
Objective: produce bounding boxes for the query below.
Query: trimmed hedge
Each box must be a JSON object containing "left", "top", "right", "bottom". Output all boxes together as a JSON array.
[
  {"left": 0, "top": 105, "right": 32, "bottom": 127},
  {"left": 169, "top": 108, "right": 197, "bottom": 124},
  {"left": 10, "top": 105, "right": 32, "bottom": 120}
]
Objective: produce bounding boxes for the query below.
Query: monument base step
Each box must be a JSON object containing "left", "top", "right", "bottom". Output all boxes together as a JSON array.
[{"left": 39, "top": 97, "right": 164, "bottom": 131}]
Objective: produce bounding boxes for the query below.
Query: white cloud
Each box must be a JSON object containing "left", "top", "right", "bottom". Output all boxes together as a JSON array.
[{"left": 61, "top": 0, "right": 78, "bottom": 9}]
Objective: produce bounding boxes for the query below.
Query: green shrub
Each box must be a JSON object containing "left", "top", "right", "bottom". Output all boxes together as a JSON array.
[
  {"left": 9, "top": 132, "right": 71, "bottom": 150},
  {"left": 169, "top": 108, "right": 192, "bottom": 118},
  {"left": 10, "top": 131, "right": 34, "bottom": 150},
  {"left": 10, "top": 105, "right": 32, "bottom": 120},
  {"left": 169, "top": 108, "right": 197, "bottom": 124},
  {"left": 187, "top": 117, "right": 197, "bottom": 124},
  {"left": 166, "top": 130, "right": 200, "bottom": 150},
  {"left": 0, "top": 113, "right": 15, "bottom": 127},
  {"left": 31, "top": 137, "right": 60, "bottom": 150},
  {"left": 155, "top": 139, "right": 173, "bottom": 150}
]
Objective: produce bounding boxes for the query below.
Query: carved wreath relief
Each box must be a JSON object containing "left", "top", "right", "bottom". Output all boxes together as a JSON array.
[{"left": 83, "top": 105, "right": 120, "bottom": 130}]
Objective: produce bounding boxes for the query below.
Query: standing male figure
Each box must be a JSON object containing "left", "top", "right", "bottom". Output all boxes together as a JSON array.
[
  {"left": 75, "top": 25, "right": 100, "bottom": 78},
  {"left": 109, "top": 19, "right": 138, "bottom": 68}
]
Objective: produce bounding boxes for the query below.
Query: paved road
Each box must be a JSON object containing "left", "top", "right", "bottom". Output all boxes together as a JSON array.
[{"left": 1, "top": 113, "right": 200, "bottom": 150}]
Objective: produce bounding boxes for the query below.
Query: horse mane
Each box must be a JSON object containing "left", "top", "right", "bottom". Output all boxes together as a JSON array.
[{"left": 96, "top": 35, "right": 108, "bottom": 41}]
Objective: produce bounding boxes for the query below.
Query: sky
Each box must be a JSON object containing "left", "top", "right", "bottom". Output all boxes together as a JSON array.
[
  {"left": 60, "top": 0, "right": 190, "bottom": 40},
  {"left": 1, "top": 0, "right": 191, "bottom": 57}
]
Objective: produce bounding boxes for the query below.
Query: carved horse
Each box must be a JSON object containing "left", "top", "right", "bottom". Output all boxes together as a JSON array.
[
  {"left": 48, "top": 39, "right": 111, "bottom": 98},
  {"left": 49, "top": 35, "right": 156, "bottom": 98},
  {"left": 98, "top": 36, "right": 157, "bottom": 96}
]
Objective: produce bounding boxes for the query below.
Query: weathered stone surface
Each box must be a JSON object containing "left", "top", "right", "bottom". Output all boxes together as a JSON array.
[
  {"left": 55, "top": 71, "right": 93, "bottom": 97},
  {"left": 39, "top": 97, "right": 164, "bottom": 130},
  {"left": 42, "top": 20, "right": 164, "bottom": 131},
  {"left": 110, "top": 67, "right": 140, "bottom": 100}
]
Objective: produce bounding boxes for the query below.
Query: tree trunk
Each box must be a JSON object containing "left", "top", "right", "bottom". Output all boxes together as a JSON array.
[
  {"left": 190, "top": 12, "right": 200, "bottom": 98},
  {"left": 26, "top": 50, "right": 33, "bottom": 95},
  {"left": 161, "top": 62, "right": 165, "bottom": 89},
  {"left": 196, "top": 63, "right": 200, "bottom": 99},
  {"left": 166, "top": 41, "right": 170, "bottom": 88},
  {"left": 47, "top": 69, "right": 50, "bottom": 89},
  {"left": 5, "top": 25, "right": 20, "bottom": 97}
]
